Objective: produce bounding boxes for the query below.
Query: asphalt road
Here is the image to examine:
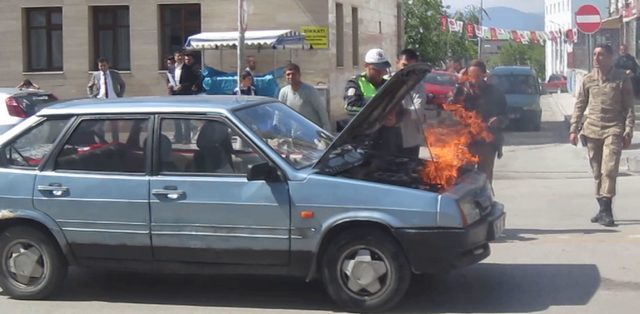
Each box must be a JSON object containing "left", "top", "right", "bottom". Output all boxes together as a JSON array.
[{"left": 2, "top": 95, "right": 639, "bottom": 313}]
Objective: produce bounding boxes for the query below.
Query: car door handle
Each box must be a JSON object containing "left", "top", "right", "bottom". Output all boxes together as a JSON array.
[
  {"left": 152, "top": 189, "right": 185, "bottom": 200},
  {"left": 37, "top": 184, "right": 69, "bottom": 197}
]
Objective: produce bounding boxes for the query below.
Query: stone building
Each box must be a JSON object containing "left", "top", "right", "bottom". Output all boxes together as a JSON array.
[{"left": 0, "top": 0, "right": 404, "bottom": 128}]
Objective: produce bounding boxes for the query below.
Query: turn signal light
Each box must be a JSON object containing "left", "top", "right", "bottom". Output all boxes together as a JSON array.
[{"left": 300, "top": 211, "right": 315, "bottom": 219}]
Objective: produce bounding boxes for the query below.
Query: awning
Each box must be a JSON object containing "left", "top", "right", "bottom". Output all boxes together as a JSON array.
[
  {"left": 185, "top": 29, "right": 307, "bottom": 49},
  {"left": 602, "top": 15, "right": 622, "bottom": 29}
]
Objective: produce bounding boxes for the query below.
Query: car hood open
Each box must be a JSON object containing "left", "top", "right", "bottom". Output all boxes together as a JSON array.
[{"left": 313, "top": 63, "right": 431, "bottom": 172}]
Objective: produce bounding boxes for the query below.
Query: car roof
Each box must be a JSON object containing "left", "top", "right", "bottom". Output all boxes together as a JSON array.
[
  {"left": 37, "top": 95, "right": 276, "bottom": 116},
  {"left": 491, "top": 66, "right": 536, "bottom": 76}
]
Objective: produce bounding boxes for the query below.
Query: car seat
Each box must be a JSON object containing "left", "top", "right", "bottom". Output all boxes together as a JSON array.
[{"left": 192, "top": 121, "right": 234, "bottom": 173}]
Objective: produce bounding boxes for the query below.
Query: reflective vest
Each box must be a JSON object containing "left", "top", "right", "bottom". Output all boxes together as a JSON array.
[{"left": 357, "top": 75, "right": 380, "bottom": 103}]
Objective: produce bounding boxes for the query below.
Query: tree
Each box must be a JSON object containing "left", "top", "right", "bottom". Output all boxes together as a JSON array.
[
  {"left": 488, "top": 43, "right": 546, "bottom": 79},
  {"left": 403, "top": 0, "right": 476, "bottom": 66}
]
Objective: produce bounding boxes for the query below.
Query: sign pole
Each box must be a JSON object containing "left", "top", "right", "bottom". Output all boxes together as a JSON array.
[
  {"left": 575, "top": 4, "right": 601, "bottom": 72},
  {"left": 587, "top": 34, "right": 592, "bottom": 72}
]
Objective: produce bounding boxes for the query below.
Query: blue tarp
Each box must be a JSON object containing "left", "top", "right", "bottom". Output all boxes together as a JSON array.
[{"left": 200, "top": 66, "right": 285, "bottom": 98}]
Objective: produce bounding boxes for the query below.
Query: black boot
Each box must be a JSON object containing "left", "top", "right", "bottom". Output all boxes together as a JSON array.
[
  {"left": 598, "top": 197, "right": 616, "bottom": 227},
  {"left": 591, "top": 198, "right": 605, "bottom": 223}
]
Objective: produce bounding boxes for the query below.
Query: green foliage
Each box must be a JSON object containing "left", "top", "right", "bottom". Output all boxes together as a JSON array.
[
  {"left": 488, "top": 43, "right": 546, "bottom": 79},
  {"left": 403, "top": 0, "right": 476, "bottom": 67}
]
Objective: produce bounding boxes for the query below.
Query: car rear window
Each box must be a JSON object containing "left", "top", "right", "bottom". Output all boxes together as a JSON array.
[
  {"left": 424, "top": 72, "right": 456, "bottom": 86},
  {"left": 488, "top": 75, "right": 538, "bottom": 95},
  {"left": 13, "top": 93, "right": 58, "bottom": 116}
]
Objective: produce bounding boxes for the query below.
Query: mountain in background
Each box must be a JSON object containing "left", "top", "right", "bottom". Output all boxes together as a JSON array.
[{"left": 481, "top": 7, "right": 545, "bottom": 31}]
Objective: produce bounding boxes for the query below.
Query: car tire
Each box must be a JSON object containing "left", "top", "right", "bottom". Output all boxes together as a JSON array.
[
  {"left": 0, "top": 226, "right": 67, "bottom": 299},
  {"left": 321, "top": 228, "right": 411, "bottom": 313}
]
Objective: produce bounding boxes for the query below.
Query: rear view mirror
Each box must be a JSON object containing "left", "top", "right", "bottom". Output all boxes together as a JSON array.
[{"left": 247, "top": 162, "right": 281, "bottom": 181}]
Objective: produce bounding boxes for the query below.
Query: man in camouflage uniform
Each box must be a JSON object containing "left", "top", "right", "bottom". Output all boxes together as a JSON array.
[{"left": 570, "top": 44, "right": 636, "bottom": 227}]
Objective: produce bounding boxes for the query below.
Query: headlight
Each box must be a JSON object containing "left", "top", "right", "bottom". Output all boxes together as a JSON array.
[{"left": 458, "top": 197, "right": 480, "bottom": 225}]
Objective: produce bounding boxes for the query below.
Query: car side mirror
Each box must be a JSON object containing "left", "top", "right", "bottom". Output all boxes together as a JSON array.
[{"left": 247, "top": 162, "right": 281, "bottom": 181}]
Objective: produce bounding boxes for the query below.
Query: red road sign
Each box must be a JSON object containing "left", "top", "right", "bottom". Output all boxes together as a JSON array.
[{"left": 575, "top": 5, "right": 602, "bottom": 34}]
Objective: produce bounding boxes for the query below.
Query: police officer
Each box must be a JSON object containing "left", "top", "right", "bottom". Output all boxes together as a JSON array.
[
  {"left": 339, "top": 48, "right": 391, "bottom": 131},
  {"left": 570, "top": 44, "right": 636, "bottom": 227}
]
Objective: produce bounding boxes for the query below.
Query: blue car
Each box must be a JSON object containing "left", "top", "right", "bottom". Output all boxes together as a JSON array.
[{"left": 0, "top": 64, "right": 505, "bottom": 312}]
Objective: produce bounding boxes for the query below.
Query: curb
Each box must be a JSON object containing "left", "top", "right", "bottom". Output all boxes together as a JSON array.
[{"left": 548, "top": 93, "right": 640, "bottom": 174}]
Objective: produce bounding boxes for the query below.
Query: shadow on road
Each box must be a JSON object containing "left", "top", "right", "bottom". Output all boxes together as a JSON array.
[
  {"left": 503, "top": 121, "right": 569, "bottom": 146},
  {"left": 397, "top": 263, "right": 600, "bottom": 313},
  {"left": 2, "top": 262, "right": 599, "bottom": 313},
  {"left": 494, "top": 228, "right": 619, "bottom": 243}
]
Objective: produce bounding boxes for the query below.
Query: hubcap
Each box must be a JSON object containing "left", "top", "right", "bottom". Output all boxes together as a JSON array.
[
  {"left": 4, "top": 241, "right": 46, "bottom": 287},
  {"left": 340, "top": 248, "right": 389, "bottom": 296}
]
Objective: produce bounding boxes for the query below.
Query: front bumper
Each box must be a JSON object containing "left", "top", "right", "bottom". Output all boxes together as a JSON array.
[{"left": 393, "top": 201, "right": 505, "bottom": 274}]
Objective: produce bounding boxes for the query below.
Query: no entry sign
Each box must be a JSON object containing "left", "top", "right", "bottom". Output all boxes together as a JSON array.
[{"left": 576, "top": 5, "right": 602, "bottom": 34}]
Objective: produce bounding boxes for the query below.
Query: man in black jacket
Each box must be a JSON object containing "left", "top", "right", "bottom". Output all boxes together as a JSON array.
[
  {"left": 614, "top": 44, "right": 640, "bottom": 97},
  {"left": 453, "top": 60, "right": 508, "bottom": 183},
  {"left": 168, "top": 50, "right": 198, "bottom": 143},
  {"left": 168, "top": 50, "right": 198, "bottom": 96}
]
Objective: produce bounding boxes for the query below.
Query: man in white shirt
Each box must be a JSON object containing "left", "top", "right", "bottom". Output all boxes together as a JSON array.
[
  {"left": 278, "top": 63, "right": 331, "bottom": 130},
  {"left": 87, "top": 58, "right": 126, "bottom": 99},
  {"left": 392, "top": 49, "right": 427, "bottom": 158}
]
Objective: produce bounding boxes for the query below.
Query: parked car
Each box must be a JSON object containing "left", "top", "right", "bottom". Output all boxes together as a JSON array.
[
  {"left": 0, "top": 88, "right": 58, "bottom": 134},
  {"left": 543, "top": 74, "right": 568, "bottom": 94},
  {"left": 488, "top": 66, "right": 543, "bottom": 131},
  {"left": 0, "top": 64, "right": 505, "bottom": 312},
  {"left": 424, "top": 70, "right": 457, "bottom": 106}
]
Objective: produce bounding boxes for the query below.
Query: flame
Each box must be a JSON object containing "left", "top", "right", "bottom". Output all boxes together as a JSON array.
[{"left": 421, "top": 97, "right": 494, "bottom": 191}]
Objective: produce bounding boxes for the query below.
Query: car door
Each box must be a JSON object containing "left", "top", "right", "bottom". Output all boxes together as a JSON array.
[
  {"left": 149, "top": 116, "right": 291, "bottom": 265},
  {"left": 33, "top": 116, "right": 153, "bottom": 260},
  {"left": 0, "top": 117, "right": 71, "bottom": 217}
]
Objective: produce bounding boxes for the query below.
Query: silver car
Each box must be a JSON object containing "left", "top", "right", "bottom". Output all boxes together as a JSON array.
[{"left": 0, "top": 64, "right": 505, "bottom": 312}]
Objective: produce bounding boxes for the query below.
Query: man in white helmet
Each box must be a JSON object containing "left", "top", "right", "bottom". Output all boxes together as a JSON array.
[{"left": 338, "top": 48, "right": 391, "bottom": 131}]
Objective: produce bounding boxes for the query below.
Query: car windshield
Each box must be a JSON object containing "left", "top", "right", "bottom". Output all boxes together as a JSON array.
[
  {"left": 489, "top": 75, "right": 538, "bottom": 95},
  {"left": 235, "top": 102, "right": 334, "bottom": 169},
  {"left": 424, "top": 72, "right": 456, "bottom": 86}
]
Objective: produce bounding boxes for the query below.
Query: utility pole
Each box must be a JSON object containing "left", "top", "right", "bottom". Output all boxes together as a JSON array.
[
  {"left": 477, "top": 0, "right": 483, "bottom": 59},
  {"left": 237, "top": 0, "right": 247, "bottom": 95}
]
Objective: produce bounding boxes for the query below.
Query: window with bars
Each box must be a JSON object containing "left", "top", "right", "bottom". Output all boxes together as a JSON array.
[
  {"left": 92, "top": 6, "right": 131, "bottom": 71},
  {"left": 25, "top": 7, "right": 63, "bottom": 72},
  {"left": 159, "top": 4, "right": 201, "bottom": 69}
]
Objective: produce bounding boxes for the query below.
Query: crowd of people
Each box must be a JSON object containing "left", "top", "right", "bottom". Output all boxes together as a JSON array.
[{"left": 17, "top": 44, "right": 634, "bottom": 227}]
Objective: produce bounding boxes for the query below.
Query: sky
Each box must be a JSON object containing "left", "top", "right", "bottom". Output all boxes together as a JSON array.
[{"left": 443, "top": 0, "right": 545, "bottom": 13}]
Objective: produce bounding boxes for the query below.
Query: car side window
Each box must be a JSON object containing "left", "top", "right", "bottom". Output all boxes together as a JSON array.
[
  {"left": 54, "top": 118, "right": 149, "bottom": 173},
  {"left": 1, "top": 118, "right": 70, "bottom": 168},
  {"left": 159, "top": 118, "right": 266, "bottom": 175}
]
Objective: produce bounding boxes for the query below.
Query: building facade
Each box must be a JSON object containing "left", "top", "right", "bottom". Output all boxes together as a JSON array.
[
  {"left": 544, "top": 0, "right": 608, "bottom": 78},
  {"left": 0, "top": 0, "right": 404, "bottom": 127}
]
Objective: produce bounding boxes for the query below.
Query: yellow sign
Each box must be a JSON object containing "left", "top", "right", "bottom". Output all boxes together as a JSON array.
[{"left": 301, "top": 26, "right": 329, "bottom": 49}]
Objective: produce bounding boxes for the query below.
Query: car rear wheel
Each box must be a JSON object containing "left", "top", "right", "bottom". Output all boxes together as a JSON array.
[
  {"left": 321, "top": 228, "right": 411, "bottom": 312},
  {"left": 0, "top": 226, "right": 67, "bottom": 299}
]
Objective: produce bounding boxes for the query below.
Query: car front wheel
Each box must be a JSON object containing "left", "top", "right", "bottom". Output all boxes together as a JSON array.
[
  {"left": 321, "top": 228, "right": 411, "bottom": 312},
  {"left": 0, "top": 226, "right": 67, "bottom": 299}
]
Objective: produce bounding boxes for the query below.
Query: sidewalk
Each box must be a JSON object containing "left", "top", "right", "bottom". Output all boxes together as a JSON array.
[{"left": 548, "top": 93, "right": 640, "bottom": 173}]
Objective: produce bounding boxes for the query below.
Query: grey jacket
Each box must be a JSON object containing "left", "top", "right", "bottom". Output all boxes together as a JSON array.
[{"left": 87, "top": 70, "right": 126, "bottom": 98}]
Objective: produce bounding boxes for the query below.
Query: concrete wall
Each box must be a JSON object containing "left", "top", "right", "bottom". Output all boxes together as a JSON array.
[
  {"left": 0, "top": 0, "right": 402, "bottom": 130},
  {"left": 327, "top": 0, "right": 402, "bottom": 123}
]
